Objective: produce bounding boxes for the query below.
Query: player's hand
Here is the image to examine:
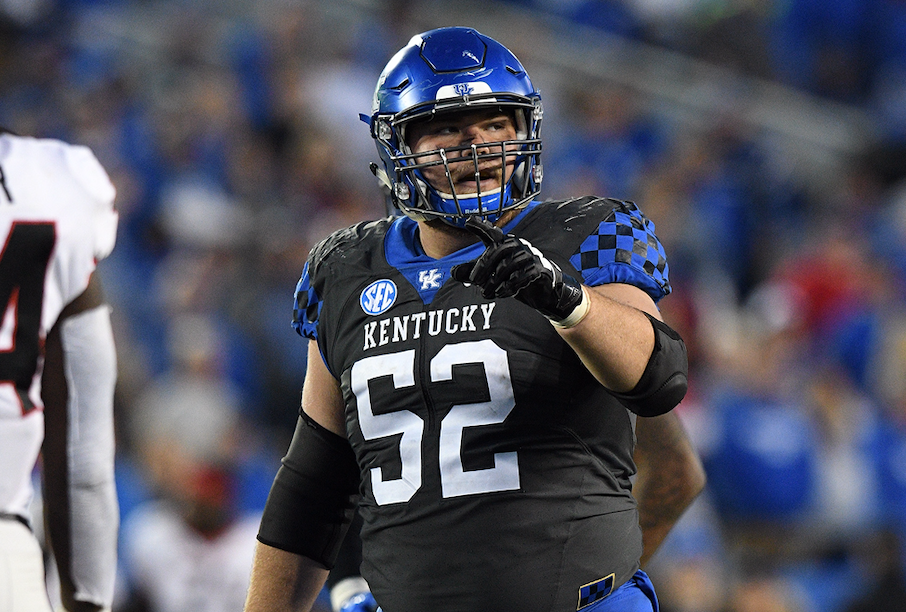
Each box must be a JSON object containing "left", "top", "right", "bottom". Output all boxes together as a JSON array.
[
  {"left": 451, "top": 216, "right": 588, "bottom": 327},
  {"left": 338, "top": 591, "right": 379, "bottom": 612}
]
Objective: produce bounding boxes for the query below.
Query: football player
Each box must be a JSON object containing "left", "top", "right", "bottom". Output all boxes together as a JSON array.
[
  {"left": 245, "top": 27, "right": 692, "bottom": 612},
  {"left": 0, "top": 130, "right": 119, "bottom": 612}
]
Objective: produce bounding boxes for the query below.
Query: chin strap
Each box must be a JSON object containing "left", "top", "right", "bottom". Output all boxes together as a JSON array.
[{"left": 369, "top": 162, "right": 391, "bottom": 191}]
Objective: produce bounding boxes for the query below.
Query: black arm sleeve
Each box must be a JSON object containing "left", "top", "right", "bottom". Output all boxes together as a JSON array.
[
  {"left": 257, "top": 412, "right": 361, "bottom": 569},
  {"left": 611, "top": 313, "right": 688, "bottom": 417}
]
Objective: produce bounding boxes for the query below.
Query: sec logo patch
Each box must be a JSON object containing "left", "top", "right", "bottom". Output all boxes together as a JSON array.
[{"left": 360, "top": 279, "right": 397, "bottom": 315}]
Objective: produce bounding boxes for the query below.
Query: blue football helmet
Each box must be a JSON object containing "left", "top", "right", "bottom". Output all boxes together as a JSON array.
[{"left": 363, "top": 27, "right": 543, "bottom": 227}]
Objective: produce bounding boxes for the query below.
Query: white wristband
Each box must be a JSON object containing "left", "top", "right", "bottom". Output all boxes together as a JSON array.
[{"left": 550, "top": 285, "right": 590, "bottom": 329}]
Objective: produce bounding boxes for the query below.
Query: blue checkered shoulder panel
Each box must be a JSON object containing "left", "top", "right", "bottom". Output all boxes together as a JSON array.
[
  {"left": 292, "top": 261, "right": 321, "bottom": 340},
  {"left": 568, "top": 200, "right": 671, "bottom": 302}
]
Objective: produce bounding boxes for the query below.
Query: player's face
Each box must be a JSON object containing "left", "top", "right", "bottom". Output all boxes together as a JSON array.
[{"left": 406, "top": 108, "right": 519, "bottom": 196}]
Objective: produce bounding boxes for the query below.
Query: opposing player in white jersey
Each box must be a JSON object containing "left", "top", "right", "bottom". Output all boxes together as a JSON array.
[{"left": 0, "top": 130, "right": 119, "bottom": 612}]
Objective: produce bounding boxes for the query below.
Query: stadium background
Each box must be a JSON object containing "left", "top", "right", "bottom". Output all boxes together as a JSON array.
[{"left": 3, "top": 0, "right": 906, "bottom": 610}]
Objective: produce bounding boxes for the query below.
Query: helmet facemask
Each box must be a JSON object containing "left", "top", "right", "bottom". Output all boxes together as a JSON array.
[{"left": 374, "top": 95, "right": 543, "bottom": 227}]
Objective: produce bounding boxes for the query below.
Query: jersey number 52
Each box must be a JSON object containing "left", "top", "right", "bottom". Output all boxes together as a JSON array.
[{"left": 350, "top": 339, "right": 520, "bottom": 505}]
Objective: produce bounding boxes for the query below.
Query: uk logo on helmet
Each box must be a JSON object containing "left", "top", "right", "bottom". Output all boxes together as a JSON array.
[
  {"left": 436, "top": 81, "right": 492, "bottom": 100},
  {"left": 454, "top": 83, "right": 473, "bottom": 96},
  {"left": 360, "top": 279, "right": 397, "bottom": 315}
]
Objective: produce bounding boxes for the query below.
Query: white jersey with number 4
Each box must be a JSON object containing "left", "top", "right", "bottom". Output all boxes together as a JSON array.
[{"left": 0, "top": 133, "right": 117, "bottom": 519}]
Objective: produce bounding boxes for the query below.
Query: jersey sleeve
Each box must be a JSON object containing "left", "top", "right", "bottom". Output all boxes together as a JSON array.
[
  {"left": 63, "top": 143, "right": 118, "bottom": 261},
  {"left": 568, "top": 200, "right": 671, "bottom": 302},
  {"left": 292, "top": 260, "right": 322, "bottom": 340}
]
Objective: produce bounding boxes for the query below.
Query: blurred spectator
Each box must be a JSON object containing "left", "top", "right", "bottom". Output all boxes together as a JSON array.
[
  {"left": 116, "top": 315, "right": 291, "bottom": 612},
  {"left": 726, "top": 573, "right": 807, "bottom": 612},
  {"left": 547, "top": 82, "right": 668, "bottom": 201},
  {"left": 119, "top": 371, "right": 255, "bottom": 612},
  {"left": 700, "top": 285, "right": 819, "bottom": 526}
]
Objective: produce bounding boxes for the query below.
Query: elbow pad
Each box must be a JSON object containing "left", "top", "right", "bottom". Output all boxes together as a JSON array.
[
  {"left": 258, "top": 412, "right": 360, "bottom": 568},
  {"left": 612, "top": 313, "right": 688, "bottom": 417}
]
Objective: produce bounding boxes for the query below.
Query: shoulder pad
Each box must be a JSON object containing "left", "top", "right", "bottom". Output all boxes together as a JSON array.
[
  {"left": 292, "top": 218, "right": 394, "bottom": 340},
  {"left": 308, "top": 218, "right": 392, "bottom": 276}
]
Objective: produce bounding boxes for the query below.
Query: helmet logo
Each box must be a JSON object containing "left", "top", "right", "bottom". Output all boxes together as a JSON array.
[
  {"left": 454, "top": 83, "right": 474, "bottom": 96},
  {"left": 436, "top": 81, "right": 492, "bottom": 100},
  {"left": 360, "top": 279, "right": 397, "bottom": 315}
]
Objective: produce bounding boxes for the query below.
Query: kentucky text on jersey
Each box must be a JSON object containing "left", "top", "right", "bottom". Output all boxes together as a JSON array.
[{"left": 363, "top": 302, "right": 496, "bottom": 350}]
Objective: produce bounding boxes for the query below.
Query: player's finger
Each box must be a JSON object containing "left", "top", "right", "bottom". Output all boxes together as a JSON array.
[
  {"left": 493, "top": 249, "right": 534, "bottom": 285},
  {"left": 465, "top": 215, "right": 505, "bottom": 247},
  {"left": 450, "top": 261, "right": 476, "bottom": 284}
]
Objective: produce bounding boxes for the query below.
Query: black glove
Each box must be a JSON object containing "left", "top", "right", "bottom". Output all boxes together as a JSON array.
[{"left": 451, "top": 216, "right": 587, "bottom": 325}]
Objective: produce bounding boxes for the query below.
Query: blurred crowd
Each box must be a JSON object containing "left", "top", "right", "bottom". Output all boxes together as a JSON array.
[{"left": 4, "top": 1, "right": 906, "bottom": 611}]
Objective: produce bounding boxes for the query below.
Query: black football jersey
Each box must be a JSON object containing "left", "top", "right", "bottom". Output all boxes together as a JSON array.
[{"left": 293, "top": 197, "right": 672, "bottom": 612}]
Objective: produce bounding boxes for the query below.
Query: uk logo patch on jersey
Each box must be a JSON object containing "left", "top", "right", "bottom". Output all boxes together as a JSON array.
[
  {"left": 360, "top": 279, "right": 397, "bottom": 315},
  {"left": 417, "top": 268, "right": 443, "bottom": 291}
]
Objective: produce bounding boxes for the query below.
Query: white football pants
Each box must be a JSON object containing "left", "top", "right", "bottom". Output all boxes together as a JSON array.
[{"left": 0, "top": 518, "right": 53, "bottom": 612}]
